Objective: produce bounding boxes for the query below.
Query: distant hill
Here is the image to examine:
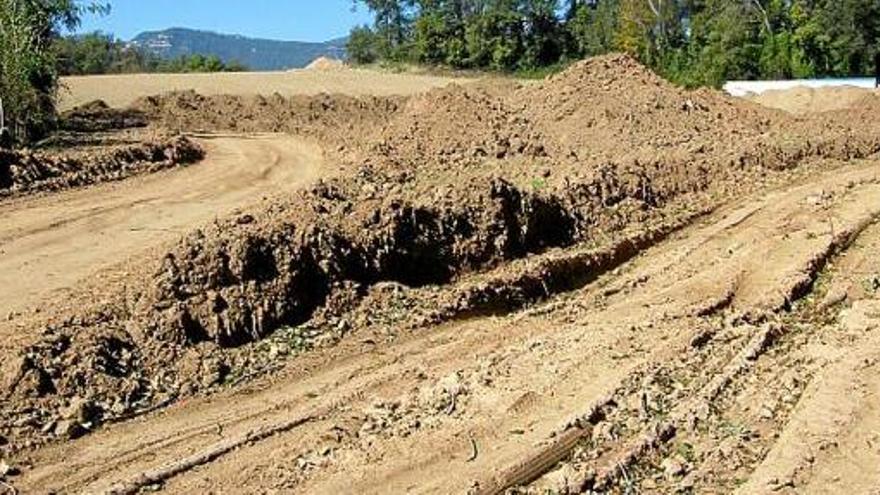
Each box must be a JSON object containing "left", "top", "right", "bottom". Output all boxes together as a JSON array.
[{"left": 129, "top": 28, "right": 347, "bottom": 71}]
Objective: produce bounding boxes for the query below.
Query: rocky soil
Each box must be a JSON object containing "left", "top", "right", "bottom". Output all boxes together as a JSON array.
[{"left": 0, "top": 103, "right": 203, "bottom": 199}]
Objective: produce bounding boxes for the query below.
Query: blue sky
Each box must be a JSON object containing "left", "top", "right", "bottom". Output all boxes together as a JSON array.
[{"left": 76, "top": 1, "right": 374, "bottom": 42}]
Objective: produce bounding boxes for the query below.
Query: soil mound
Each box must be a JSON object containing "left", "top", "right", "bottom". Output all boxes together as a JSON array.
[
  {"left": 0, "top": 136, "right": 203, "bottom": 197},
  {"left": 60, "top": 100, "right": 149, "bottom": 132},
  {"left": 519, "top": 53, "right": 776, "bottom": 162},
  {"left": 373, "top": 83, "right": 545, "bottom": 169},
  {"left": 132, "top": 90, "right": 401, "bottom": 152},
  {"left": 305, "top": 57, "right": 346, "bottom": 71}
]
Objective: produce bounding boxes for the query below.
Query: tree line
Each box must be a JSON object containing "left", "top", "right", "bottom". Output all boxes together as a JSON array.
[
  {"left": 347, "top": 0, "right": 880, "bottom": 86},
  {"left": 54, "top": 33, "right": 249, "bottom": 76}
]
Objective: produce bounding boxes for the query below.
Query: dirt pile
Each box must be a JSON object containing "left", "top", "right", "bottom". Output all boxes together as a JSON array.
[
  {"left": 305, "top": 57, "right": 346, "bottom": 71},
  {"left": 128, "top": 58, "right": 880, "bottom": 181},
  {"left": 0, "top": 135, "right": 203, "bottom": 197},
  {"left": 132, "top": 91, "right": 400, "bottom": 152},
  {"left": 59, "top": 100, "right": 149, "bottom": 132},
  {"left": 518, "top": 54, "right": 776, "bottom": 162},
  {"left": 372, "top": 83, "right": 546, "bottom": 169},
  {"left": 0, "top": 158, "right": 710, "bottom": 450},
  {"left": 521, "top": 54, "right": 880, "bottom": 175}
]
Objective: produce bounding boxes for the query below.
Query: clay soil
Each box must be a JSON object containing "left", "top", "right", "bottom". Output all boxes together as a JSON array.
[{"left": 3, "top": 54, "right": 880, "bottom": 494}]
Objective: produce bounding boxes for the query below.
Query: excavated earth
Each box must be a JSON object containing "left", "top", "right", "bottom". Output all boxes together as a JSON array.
[
  {"left": 0, "top": 130, "right": 202, "bottom": 199},
  {"left": 3, "top": 54, "right": 880, "bottom": 494}
]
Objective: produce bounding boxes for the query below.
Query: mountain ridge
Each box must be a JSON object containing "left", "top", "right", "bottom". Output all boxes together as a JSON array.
[{"left": 129, "top": 27, "right": 347, "bottom": 71}]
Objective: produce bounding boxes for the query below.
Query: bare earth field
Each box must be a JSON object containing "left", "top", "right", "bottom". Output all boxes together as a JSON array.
[
  {"left": 59, "top": 67, "right": 460, "bottom": 110},
  {"left": 3, "top": 56, "right": 880, "bottom": 494},
  {"left": 748, "top": 85, "right": 880, "bottom": 114}
]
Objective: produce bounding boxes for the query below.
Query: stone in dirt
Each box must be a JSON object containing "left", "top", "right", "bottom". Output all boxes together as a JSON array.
[
  {"left": 0, "top": 460, "right": 17, "bottom": 477},
  {"left": 662, "top": 455, "right": 688, "bottom": 480}
]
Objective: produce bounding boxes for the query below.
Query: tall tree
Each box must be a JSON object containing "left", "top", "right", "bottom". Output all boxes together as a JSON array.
[
  {"left": 521, "top": 0, "right": 563, "bottom": 68},
  {"left": 464, "top": 0, "right": 526, "bottom": 70},
  {"left": 0, "top": 0, "right": 107, "bottom": 144},
  {"left": 569, "top": 0, "right": 619, "bottom": 56},
  {"left": 355, "top": 0, "right": 415, "bottom": 60}
]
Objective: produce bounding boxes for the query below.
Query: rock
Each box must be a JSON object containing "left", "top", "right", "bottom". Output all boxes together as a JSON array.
[
  {"left": 336, "top": 319, "right": 351, "bottom": 332},
  {"left": 41, "top": 420, "right": 57, "bottom": 434},
  {"left": 13, "top": 365, "right": 55, "bottom": 398},
  {"left": 819, "top": 288, "right": 847, "bottom": 310},
  {"left": 679, "top": 473, "right": 696, "bottom": 491},
  {"left": 541, "top": 464, "right": 580, "bottom": 494},
  {"left": 55, "top": 419, "right": 87, "bottom": 440},
  {"left": 661, "top": 455, "right": 687, "bottom": 480},
  {"left": 63, "top": 397, "right": 100, "bottom": 424},
  {"left": 0, "top": 460, "right": 16, "bottom": 477},
  {"left": 592, "top": 421, "right": 615, "bottom": 442}
]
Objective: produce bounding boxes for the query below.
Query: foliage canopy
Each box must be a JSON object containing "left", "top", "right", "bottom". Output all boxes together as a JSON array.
[{"left": 348, "top": 0, "right": 880, "bottom": 85}]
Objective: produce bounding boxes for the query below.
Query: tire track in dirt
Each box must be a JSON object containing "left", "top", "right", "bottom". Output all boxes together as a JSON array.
[
  {"left": 0, "top": 134, "right": 329, "bottom": 321},
  {"left": 12, "top": 160, "right": 880, "bottom": 494},
  {"left": 733, "top": 224, "right": 880, "bottom": 494}
]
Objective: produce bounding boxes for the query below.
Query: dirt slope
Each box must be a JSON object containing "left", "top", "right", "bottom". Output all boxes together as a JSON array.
[{"left": 0, "top": 134, "right": 328, "bottom": 319}]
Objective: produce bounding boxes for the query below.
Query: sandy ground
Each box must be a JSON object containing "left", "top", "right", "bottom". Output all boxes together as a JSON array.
[
  {"left": 748, "top": 85, "right": 880, "bottom": 114},
  {"left": 59, "top": 69, "right": 461, "bottom": 110},
  {"left": 14, "top": 157, "right": 880, "bottom": 494},
  {"left": 0, "top": 134, "right": 328, "bottom": 318}
]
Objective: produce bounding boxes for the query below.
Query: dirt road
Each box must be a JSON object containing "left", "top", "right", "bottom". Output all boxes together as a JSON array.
[
  {"left": 0, "top": 134, "right": 327, "bottom": 318},
  {"left": 15, "top": 158, "right": 880, "bottom": 494}
]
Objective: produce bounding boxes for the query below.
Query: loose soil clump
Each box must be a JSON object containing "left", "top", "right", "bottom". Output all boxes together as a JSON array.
[
  {"left": 0, "top": 135, "right": 203, "bottom": 198},
  {"left": 59, "top": 100, "right": 149, "bottom": 132}
]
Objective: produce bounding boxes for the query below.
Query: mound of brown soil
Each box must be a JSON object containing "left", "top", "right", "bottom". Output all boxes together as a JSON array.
[
  {"left": 373, "top": 83, "right": 546, "bottom": 168},
  {"left": 0, "top": 135, "right": 203, "bottom": 197},
  {"left": 133, "top": 90, "right": 400, "bottom": 153},
  {"left": 60, "top": 100, "right": 149, "bottom": 132},
  {"left": 305, "top": 57, "right": 346, "bottom": 71},
  {"left": 519, "top": 54, "right": 776, "bottom": 162}
]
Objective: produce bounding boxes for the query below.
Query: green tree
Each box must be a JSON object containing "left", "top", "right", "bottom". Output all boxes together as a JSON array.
[
  {"left": 54, "top": 32, "right": 115, "bottom": 75},
  {"left": 355, "top": 0, "right": 415, "bottom": 60},
  {"left": 413, "top": 8, "right": 449, "bottom": 64},
  {"left": 349, "top": 0, "right": 880, "bottom": 84},
  {"left": 569, "top": 0, "right": 619, "bottom": 56},
  {"left": 0, "top": 0, "right": 108, "bottom": 145},
  {"left": 347, "top": 25, "right": 380, "bottom": 63},
  {"left": 464, "top": 0, "right": 525, "bottom": 70},
  {"left": 521, "top": 0, "right": 563, "bottom": 68}
]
